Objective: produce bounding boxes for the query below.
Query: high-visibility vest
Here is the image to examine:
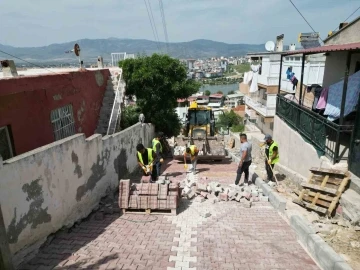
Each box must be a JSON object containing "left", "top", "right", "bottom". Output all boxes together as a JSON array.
[
  {"left": 137, "top": 148, "right": 154, "bottom": 166},
  {"left": 152, "top": 139, "right": 162, "bottom": 153},
  {"left": 269, "top": 142, "right": 279, "bottom": 164},
  {"left": 189, "top": 145, "right": 197, "bottom": 156}
]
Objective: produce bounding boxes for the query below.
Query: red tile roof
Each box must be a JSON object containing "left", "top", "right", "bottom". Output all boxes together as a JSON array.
[
  {"left": 282, "top": 42, "right": 360, "bottom": 56},
  {"left": 210, "top": 93, "right": 223, "bottom": 98}
]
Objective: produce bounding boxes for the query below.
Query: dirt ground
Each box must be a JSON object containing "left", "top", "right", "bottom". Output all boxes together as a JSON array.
[{"left": 246, "top": 149, "right": 360, "bottom": 270}]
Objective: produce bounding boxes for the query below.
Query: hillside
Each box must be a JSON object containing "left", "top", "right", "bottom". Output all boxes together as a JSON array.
[{"left": 0, "top": 38, "right": 264, "bottom": 63}]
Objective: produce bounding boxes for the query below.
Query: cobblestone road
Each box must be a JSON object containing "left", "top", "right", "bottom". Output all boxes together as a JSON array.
[{"left": 18, "top": 159, "right": 319, "bottom": 270}]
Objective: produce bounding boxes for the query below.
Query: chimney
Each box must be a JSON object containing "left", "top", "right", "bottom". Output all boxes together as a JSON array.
[
  {"left": 97, "top": 56, "right": 104, "bottom": 69},
  {"left": 1, "top": 60, "right": 18, "bottom": 78},
  {"left": 290, "top": 44, "right": 296, "bottom": 51},
  {"left": 339, "top": 22, "right": 349, "bottom": 30},
  {"left": 276, "top": 34, "right": 284, "bottom": 52}
]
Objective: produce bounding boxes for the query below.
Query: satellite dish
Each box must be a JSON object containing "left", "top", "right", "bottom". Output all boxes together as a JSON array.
[
  {"left": 74, "top": 43, "right": 80, "bottom": 57},
  {"left": 265, "top": 41, "right": 275, "bottom": 52}
]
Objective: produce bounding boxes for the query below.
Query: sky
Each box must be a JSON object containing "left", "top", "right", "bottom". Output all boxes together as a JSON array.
[{"left": 1, "top": 0, "right": 360, "bottom": 47}]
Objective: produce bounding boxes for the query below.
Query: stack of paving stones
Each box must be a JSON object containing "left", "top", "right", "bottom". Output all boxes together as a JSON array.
[
  {"left": 181, "top": 176, "right": 269, "bottom": 208},
  {"left": 118, "top": 178, "right": 180, "bottom": 212}
]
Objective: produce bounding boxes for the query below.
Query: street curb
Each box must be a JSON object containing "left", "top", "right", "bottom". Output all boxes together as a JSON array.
[
  {"left": 226, "top": 149, "right": 287, "bottom": 213},
  {"left": 226, "top": 149, "right": 353, "bottom": 270},
  {"left": 290, "top": 215, "right": 353, "bottom": 270}
]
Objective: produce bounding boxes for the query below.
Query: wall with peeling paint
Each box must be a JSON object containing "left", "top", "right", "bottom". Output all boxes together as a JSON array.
[
  {"left": 0, "top": 69, "right": 111, "bottom": 156},
  {"left": 0, "top": 123, "right": 154, "bottom": 258}
]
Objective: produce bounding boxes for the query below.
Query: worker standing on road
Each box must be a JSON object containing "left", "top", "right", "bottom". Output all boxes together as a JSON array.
[
  {"left": 136, "top": 143, "right": 157, "bottom": 182},
  {"left": 262, "top": 134, "right": 279, "bottom": 183},
  {"left": 152, "top": 133, "right": 164, "bottom": 179},
  {"left": 184, "top": 145, "right": 199, "bottom": 173},
  {"left": 235, "top": 133, "right": 253, "bottom": 186}
]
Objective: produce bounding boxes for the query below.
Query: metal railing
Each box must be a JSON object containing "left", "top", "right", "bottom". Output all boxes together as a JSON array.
[
  {"left": 107, "top": 69, "right": 126, "bottom": 135},
  {"left": 276, "top": 95, "right": 354, "bottom": 163}
]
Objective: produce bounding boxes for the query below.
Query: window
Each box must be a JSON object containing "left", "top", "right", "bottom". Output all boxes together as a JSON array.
[
  {"left": 50, "top": 104, "right": 76, "bottom": 141},
  {"left": 270, "top": 122, "right": 274, "bottom": 130},
  {"left": 261, "top": 117, "right": 265, "bottom": 124},
  {"left": 0, "top": 126, "right": 14, "bottom": 160},
  {"left": 295, "top": 57, "right": 301, "bottom": 61},
  {"left": 262, "top": 91, "right": 267, "bottom": 100}
]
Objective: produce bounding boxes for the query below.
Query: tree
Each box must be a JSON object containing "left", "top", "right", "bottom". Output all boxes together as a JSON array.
[
  {"left": 216, "top": 110, "right": 244, "bottom": 133},
  {"left": 204, "top": 90, "right": 211, "bottom": 96},
  {"left": 121, "top": 54, "right": 200, "bottom": 137},
  {"left": 120, "top": 105, "right": 140, "bottom": 130},
  {"left": 217, "top": 91, "right": 223, "bottom": 94},
  {"left": 228, "top": 90, "right": 235, "bottom": 95}
]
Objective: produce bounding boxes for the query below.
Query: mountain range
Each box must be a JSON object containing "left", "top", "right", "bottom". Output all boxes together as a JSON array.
[{"left": 0, "top": 38, "right": 265, "bottom": 64}]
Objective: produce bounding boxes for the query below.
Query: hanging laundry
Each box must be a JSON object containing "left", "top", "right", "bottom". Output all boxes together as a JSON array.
[
  {"left": 312, "top": 86, "right": 323, "bottom": 111},
  {"left": 286, "top": 66, "right": 293, "bottom": 80},
  {"left": 323, "top": 70, "right": 360, "bottom": 121},
  {"left": 249, "top": 64, "right": 259, "bottom": 93},
  {"left": 316, "top": 87, "right": 329, "bottom": 110},
  {"left": 291, "top": 76, "right": 298, "bottom": 90}
]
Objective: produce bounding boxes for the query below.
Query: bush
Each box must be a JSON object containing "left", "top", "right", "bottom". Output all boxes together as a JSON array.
[{"left": 230, "top": 124, "right": 245, "bottom": 133}]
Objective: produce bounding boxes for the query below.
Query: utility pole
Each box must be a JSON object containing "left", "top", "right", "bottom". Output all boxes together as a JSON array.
[{"left": 0, "top": 204, "right": 14, "bottom": 270}]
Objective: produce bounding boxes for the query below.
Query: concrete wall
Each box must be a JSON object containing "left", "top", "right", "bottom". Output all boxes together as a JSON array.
[
  {"left": 0, "top": 123, "right": 154, "bottom": 258},
  {"left": 325, "top": 19, "right": 360, "bottom": 45},
  {"left": 0, "top": 69, "right": 111, "bottom": 156},
  {"left": 273, "top": 115, "right": 321, "bottom": 178},
  {"left": 322, "top": 52, "right": 360, "bottom": 87}
]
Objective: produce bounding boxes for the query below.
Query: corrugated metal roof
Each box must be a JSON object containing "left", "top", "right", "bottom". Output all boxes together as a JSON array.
[{"left": 282, "top": 42, "right": 360, "bottom": 56}]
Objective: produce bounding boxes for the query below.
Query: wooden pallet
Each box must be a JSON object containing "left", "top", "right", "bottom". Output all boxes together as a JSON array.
[
  {"left": 293, "top": 167, "right": 350, "bottom": 216},
  {"left": 121, "top": 208, "right": 177, "bottom": 216}
]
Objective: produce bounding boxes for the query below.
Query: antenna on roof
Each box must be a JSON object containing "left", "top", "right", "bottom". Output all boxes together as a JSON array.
[
  {"left": 265, "top": 41, "right": 275, "bottom": 52},
  {"left": 65, "top": 43, "right": 83, "bottom": 68}
]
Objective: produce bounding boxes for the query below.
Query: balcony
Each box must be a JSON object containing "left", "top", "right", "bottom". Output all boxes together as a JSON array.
[
  {"left": 276, "top": 95, "right": 354, "bottom": 163},
  {"left": 245, "top": 95, "right": 276, "bottom": 117},
  {"left": 258, "top": 75, "right": 280, "bottom": 86}
]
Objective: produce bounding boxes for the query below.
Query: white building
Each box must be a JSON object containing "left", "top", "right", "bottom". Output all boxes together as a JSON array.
[{"left": 240, "top": 46, "right": 326, "bottom": 135}]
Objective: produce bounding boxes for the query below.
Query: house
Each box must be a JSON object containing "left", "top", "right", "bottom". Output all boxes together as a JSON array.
[
  {"left": 239, "top": 35, "right": 326, "bottom": 136},
  {"left": 224, "top": 93, "right": 245, "bottom": 108},
  {"left": 0, "top": 63, "right": 113, "bottom": 159},
  {"left": 273, "top": 16, "right": 360, "bottom": 183}
]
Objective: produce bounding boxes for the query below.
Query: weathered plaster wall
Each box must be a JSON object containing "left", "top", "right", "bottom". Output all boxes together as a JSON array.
[
  {"left": 325, "top": 19, "right": 360, "bottom": 45},
  {"left": 0, "top": 123, "right": 154, "bottom": 257},
  {"left": 0, "top": 69, "right": 111, "bottom": 156}
]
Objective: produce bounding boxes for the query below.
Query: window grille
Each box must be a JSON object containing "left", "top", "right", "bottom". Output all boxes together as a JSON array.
[{"left": 50, "top": 104, "right": 76, "bottom": 141}]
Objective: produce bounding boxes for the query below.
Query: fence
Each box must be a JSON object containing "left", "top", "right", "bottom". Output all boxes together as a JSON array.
[{"left": 276, "top": 95, "right": 354, "bottom": 163}]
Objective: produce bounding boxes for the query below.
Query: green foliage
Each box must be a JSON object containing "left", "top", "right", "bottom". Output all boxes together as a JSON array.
[
  {"left": 120, "top": 54, "right": 200, "bottom": 137},
  {"left": 217, "top": 91, "right": 223, "bottom": 94},
  {"left": 120, "top": 105, "right": 140, "bottom": 130},
  {"left": 204, "top": 90, "right": 211, "bottom": 96},
  {"left": 228, "top": 90, "right": 235, "bottom": 95},
  {"left": 233, "top": 63, "right": 251, "bottom": 74},
  {"left": 216, "top": 110, "right": 243, "bottom": 130},
  {"left": 230, "top": 124, "right": 245, "bottom": 133}
]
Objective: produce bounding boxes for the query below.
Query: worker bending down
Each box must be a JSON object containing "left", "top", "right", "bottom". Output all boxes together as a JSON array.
[
  {"left": 184, "top": 145, "right": 199, "bottom": 173},
  {"left": 136, "top": 143, "right": 157, "bottom": 182}
]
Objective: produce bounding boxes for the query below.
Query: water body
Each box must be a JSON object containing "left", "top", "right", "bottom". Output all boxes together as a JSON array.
[{"left": 200, "top": 83, "right": 239, "bottom": 95}]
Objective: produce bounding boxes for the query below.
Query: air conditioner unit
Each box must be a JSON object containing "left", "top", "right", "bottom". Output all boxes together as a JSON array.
[{"left": 1, "top": 60, "right": 18, "bottom": 77}]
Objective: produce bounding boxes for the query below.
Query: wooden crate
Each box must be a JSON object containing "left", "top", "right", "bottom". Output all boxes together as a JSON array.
[{"left": 293, "top": 167, "right": 350, "bottom": 216}]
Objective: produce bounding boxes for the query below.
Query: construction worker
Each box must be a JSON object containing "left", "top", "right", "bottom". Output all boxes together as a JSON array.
[
  {"left": 262, "top": 134, "right": 279, "bottom": 183},
  {"left": 136, "top": 143, "right": 157, "bottom": 182},
  {"left": 235, "top": 133, "right": 252, "bottom": 186},
  {"left": 183, "top": 145, "right": 199, "bottom": 173},
  {"left": 152, "top": 133, "right": 164, "bottom": 178}
]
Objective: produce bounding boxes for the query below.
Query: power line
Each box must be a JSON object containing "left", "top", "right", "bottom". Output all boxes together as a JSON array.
[
  {"left": 0, "top": 49, "right": 62, "bottom": 75},
  {"left": 333, "top": 5, "right": 360, "bottom": 32},
  {"left": 147, "top": 0, "right": 162, "bottom": 53},
  {"left": 158, "top": 0, "right": 170, "bottom": 53},
  {"left": 143, "top": 0, "right": 161, "bottom": 52},
  {"left": 289, "top": 0, "right": 324, "bottom": 42}
]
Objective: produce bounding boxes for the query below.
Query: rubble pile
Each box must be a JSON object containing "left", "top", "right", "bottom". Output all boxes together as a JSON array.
[{"left": 180, "top": 175, "right": 269, "bottom": 208}]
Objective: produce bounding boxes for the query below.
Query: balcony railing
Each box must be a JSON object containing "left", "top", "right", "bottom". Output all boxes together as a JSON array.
[
  {"left": 276, "top": 95, "right": 354, "bottom": 163},
  {"left": 245, "top": 96, "right": 276, "bottom": 117}
]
